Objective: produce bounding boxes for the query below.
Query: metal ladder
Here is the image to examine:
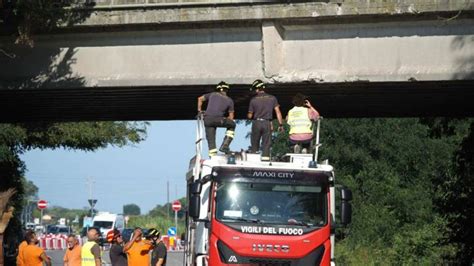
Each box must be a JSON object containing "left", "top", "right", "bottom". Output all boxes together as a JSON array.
[
  {"left": 312, "top": 118, "right": 322, "bottom": 163},
  {"left": 194, "top": 113, "right": 205, "bottom": 177},
  {"left": 185, "top": 113, "right": 205, "bottom": 266}
]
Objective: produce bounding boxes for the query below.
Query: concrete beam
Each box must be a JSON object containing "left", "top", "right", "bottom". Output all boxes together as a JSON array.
[
  {"left": 1, "top": 18, "right": 472, "bottom": 88},
  {"left": 58, "top": 1, "right": 474, "bottom": 28}
]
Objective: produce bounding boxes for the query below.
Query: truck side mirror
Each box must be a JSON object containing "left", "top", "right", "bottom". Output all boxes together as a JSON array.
[
  {"left": 189, "top": 181, "right": 202, "bottom": 220},
  {"left": 341, "top": 188, "right": 352, "bottom": 201},
  {"left": 341, "top": 201, "right": 352, "bottom": 225},
  {"left": 189, "top": 195, "right": 201, "bottom": 219},
  {"left": 190, "top": 182, "right": 202, "bottom": 194},
  {"left": 340, "top": 187, "right": 353, "bottom": 226}
]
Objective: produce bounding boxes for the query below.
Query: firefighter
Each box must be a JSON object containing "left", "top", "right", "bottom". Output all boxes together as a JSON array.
[
  {"left": 147, "top": 229, "right": 167, "bottom": 266},
  {"left": 286, "top": 93, "right": 320, "bottom": 153},
  {"left": 197, "top": 81, "right": 236, "bottom": 157},
  {"left": 107, "top": 229, "right": 127, "bottom": 266},
  {"left": 247, "top": 79, "right": 284, "bottom": 161}
]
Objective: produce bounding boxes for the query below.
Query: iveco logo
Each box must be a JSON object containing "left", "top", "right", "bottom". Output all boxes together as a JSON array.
[
  {"left": 228, "top": 256, "right": 238, "bottom": 263},
  {"left": 252, "top": 244, "right": 290, "bottom": 253}
]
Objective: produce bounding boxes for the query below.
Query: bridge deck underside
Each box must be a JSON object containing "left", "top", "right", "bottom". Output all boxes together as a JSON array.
[{"left": 1, "top": 80, "right": 473, "bottom": 122}]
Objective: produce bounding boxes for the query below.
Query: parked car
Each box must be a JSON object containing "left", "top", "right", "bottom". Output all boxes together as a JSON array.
[
  {"left": 92, "top": 212, "right": 125, "bottom": 242},
  {"left": 25, "top": 222, "right": 36, "bottom": 230},
  {"left": 55, "top": 225, "right": 72, "bottom": 235},
  {"left": 120, "top": 228, "right": 149, "bottom": 243},
  {"left": 121, "top": 228, "right": 134, "bottom": 243}
]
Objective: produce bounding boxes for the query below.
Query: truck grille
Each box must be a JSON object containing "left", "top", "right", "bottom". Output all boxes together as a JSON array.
[
  {"left": 248, "top": 259, "right": 292, "bottom": 266},
  {"left": 217, "top": 240, "right": 325, "bottom": 265}
]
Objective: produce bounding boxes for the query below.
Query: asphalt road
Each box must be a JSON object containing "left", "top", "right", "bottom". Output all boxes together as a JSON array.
[{"left": 46, "top": 249, "right": 184, "bottom": 266}]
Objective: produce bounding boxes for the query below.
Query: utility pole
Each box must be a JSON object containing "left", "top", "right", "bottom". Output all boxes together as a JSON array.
[
  {"left": 167, "top": 181, "right": 170, "bottom": 220},
  {"left": 86, "top": 177, "right": 97, "bottom": 217},
  {"left": 86, "top": 176, "right": 94, "bottom": 200}
]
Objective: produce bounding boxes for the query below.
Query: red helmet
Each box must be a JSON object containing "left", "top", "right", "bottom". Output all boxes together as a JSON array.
[{"left": 106, "top": 229, "right": 120, "bottom": 243}]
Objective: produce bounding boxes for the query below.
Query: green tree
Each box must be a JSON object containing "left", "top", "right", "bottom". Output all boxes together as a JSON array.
[
  {"left": 1, "top": 0, "right": 93, "bottom": 48},
  {"left": 148, "top": 197, "right": 187, "bottom": 219},
  {"left": 270, "top": 118, "right": 472, "bottom": 264},
  {"left": 123, "top": 203, "right": 141, "bottom": 216},
  {"left": 22, "top": 178, "right": 38, "bottom": 200},
  {"left": 434, "top": 122, "right": 474, "bottom": 264},
  {"left": 45, "top": 206, "right": 88, "bottom": 225},
  {"left": 0, "top": 121, "right": 147, "bottom": 264}
]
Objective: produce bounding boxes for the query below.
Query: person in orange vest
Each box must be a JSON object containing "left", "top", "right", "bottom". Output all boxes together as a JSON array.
[
  {"left": 63, "top": 234, "right": 81, "bottom": 266},
  {"left": 286, "top": 93, "right": 320, "bottom": 153},
  {"left": 123, "top": 228, "right": 153, "bottom": 266},
  {"left": 22, "top": 231, "right": 51, "bottom": 266},
  {"left": 16, "top": 230, "right": 33, "bottom": 266}
]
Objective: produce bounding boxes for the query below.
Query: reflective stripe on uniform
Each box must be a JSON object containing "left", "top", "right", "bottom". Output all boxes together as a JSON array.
[
  {"left": 209, "top": 149, "right": 218, "bottom": 156},
  {"left": 287, "top": 107, "right": 312, "bottom": 135},
  {"left": 261, "top": 156, "right": 270, "bottom": 161},
  {"left": 225, "top": 130, "right": 235, "bottom": 138}
]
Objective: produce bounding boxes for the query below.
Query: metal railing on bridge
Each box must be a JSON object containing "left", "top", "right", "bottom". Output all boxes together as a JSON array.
[{"left": 64, "top": 0, "right": 326, "bottom": 8}]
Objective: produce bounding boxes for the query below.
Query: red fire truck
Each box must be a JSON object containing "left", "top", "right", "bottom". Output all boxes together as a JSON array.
[{"left": 185, "top": 117, "right": 352, "bottom": 266}]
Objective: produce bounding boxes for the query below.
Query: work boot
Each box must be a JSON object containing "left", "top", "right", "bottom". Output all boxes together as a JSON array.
[
  {"left": 294, "top": 144, "right": 301, "bottom": 154},
  {"left": 219, "top": 136, "right": 233, "bottom": 154}
]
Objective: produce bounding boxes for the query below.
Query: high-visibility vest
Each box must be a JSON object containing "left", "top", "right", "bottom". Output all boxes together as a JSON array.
[
  {"left": 81, "top": 241, "right": 97, "bottom": 266},
  {"left": 287, "top": 106, "right": 312, "bottom": 135}
]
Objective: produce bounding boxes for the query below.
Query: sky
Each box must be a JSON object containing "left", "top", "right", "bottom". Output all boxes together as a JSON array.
[{"left": 21, "top": 121, "right": 250, "bottom": 214}]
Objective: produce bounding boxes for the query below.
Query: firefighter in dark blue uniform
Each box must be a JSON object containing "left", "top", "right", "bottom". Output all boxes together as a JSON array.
[
  {"left": 247, "top": 80, "right": 284, "bottom": 161},
  {"left": 197, "top": 81, "right": 236, "bottom": 157}
]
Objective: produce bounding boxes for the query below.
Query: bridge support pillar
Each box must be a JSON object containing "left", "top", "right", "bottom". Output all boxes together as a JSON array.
[{"left": 262, "top": 21, "right": 284, "bottom": 80}]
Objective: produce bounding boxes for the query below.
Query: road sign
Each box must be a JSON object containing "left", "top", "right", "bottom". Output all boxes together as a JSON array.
[
  {"left": 83, "top": 217, "right": 93, "bottom": 227},
  {"left": 172, "top": 200, "right": 181, "bottom": 211},
  {"left": 88, "top": 199, "right": 97, "bottom": 208},
  {"left": 167, "top": 227, "right": 177, "bottom": 236},
  {"left": 37, "top": 200, "right": 47, "bottom": 209},
  {"left": 171, "top": 200, "right": 181, "bottom": 239}
]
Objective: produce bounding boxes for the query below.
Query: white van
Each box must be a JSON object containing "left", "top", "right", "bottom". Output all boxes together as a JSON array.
[{"left": 92, "top": 212, "right": 125, "bottom": 239}]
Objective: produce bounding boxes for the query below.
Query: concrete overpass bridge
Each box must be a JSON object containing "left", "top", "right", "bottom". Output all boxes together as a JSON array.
[{"left": 0, "top": 0, "right": 473, "bottom": 122}]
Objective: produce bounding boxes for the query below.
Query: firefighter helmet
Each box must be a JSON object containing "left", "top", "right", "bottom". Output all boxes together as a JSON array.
[
  {"left": 216, "top": 81, "right": 230, "bottom": 92},
  {"left": 147, "top": 228, "right": 160, "bottom": 239},
  {"left": 106, "top": 229, "right": 121, "bottom": 243},
  {"left": 250, "top": 79, "right": 265, "bottom": 91}
]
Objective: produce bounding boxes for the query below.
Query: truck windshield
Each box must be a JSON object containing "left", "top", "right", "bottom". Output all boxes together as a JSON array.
[
  {"left": 215, "top": 181, "right": 326, "bottom": 227},
  {"left": 93, "top": 221, "right": 113, "bottom": 229}
]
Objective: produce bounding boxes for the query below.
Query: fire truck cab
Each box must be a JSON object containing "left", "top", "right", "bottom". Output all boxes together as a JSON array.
[{"left": 184, "top": 118, "right": 352, "bottom": 266}]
